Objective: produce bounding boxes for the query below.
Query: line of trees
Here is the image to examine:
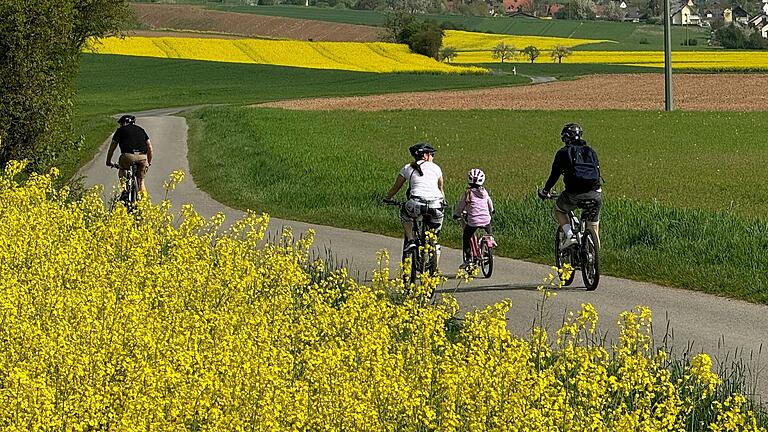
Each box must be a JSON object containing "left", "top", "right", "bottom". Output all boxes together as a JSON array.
[
  {"left": 0, "top": 0, "right": 130, "bottom": 167},
  {"left": 487, "top": 43, "right": 573, "bottom": 63}
]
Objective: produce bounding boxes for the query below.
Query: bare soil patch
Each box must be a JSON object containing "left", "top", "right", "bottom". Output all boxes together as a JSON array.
[
  {"left": 132, "top": 3, "right": 382, "bottom": 42},
  {"left": 128, "top": 30, "right": 247, "bottom": 40},
  {"left": 258, "top": 74, "right": 768, "bottom": 111}
]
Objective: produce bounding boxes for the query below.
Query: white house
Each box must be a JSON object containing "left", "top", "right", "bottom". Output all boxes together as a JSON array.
[
  {"left": 723, "top": 7, "right": 733, "bottom": 23},
  {"left": 672, "top": 3, "right": 701, "bottom": 24},
  {"left": 763, "top": 0, "right": 768, "bottom": 15}
]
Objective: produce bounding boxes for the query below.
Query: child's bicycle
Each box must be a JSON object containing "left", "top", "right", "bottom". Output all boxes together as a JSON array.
[
  {"left": 383, "top": 199, "right": 442, "bottom": 293},
  {"left": 543, "top": 192, "right": 600, "bottom": 291},
  {"left": 109, "top": 163, "right": 139, "bottom": 211},
  {"left": 457, "top": 212, "right": 495, "bottom": 278}
]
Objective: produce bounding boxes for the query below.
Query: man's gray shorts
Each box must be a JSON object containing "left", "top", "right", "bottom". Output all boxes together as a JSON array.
[{"left": 556, "top": 189, "right": 603, "bottom": 223}]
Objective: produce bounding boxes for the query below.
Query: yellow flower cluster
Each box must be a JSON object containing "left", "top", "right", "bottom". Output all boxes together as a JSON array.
[
  {"left": 89, "top": 37, "right": 485, "bottom": 74},
  {"left": 443, "top": 29, "right": 609, "bottom": 51},
  {"left": 453, "top": 49, "right": 768, "bottom": 70},
  {"left": 0, "top": 160, "right": 765, "bottom": 430}
]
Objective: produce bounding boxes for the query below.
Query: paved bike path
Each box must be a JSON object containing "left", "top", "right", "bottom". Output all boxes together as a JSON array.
[{"left": 78, "top": 110, "right": 768, "bottom": 400}]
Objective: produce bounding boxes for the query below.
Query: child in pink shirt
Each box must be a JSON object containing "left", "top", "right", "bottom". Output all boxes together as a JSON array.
[{"left": 454, "top": 169, "right": 495, "bottom": 266}]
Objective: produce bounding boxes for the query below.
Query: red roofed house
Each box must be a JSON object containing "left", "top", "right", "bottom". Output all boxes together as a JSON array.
[{"left": 503, "top": 0, "right": 535, "bottom": 14}]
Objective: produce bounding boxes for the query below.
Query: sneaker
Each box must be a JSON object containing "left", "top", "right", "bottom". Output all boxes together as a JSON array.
[
  {"left": 459, "top": 260, "right": 471, "bottom": 269},
  {"left": 560, "top": 235, "right": 578, "bottom": 250},
  {"left": 403, "top": 239, "right": 417, "bottom": 252}
]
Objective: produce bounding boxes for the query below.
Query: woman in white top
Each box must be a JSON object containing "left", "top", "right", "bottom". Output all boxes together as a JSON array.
[{"left": 383, "top": 143, "right": 445, "bottom": 251}]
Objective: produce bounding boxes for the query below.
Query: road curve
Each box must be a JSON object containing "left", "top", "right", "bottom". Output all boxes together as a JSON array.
[{"left": 78, "top": 109, "right": 768, "bottom": 401}]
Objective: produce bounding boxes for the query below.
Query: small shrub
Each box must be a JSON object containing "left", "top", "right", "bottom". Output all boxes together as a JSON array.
[{"left": 639, "top": 37, "right": 650, "bottom": 44}]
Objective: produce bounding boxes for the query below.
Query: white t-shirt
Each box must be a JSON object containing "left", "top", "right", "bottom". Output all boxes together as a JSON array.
[{"left": 400, "top": 161, "right": 443, "bottom": 201}]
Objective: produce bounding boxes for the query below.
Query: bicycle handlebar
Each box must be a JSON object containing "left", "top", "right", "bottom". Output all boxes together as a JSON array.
[{"left": 382, "top": 198, "right": 402, "bottom": 206}]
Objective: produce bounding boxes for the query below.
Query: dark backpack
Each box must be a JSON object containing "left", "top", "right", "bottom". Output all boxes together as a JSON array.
[{"left": 567, "top": 145, "right": 600, "bottom": 185}]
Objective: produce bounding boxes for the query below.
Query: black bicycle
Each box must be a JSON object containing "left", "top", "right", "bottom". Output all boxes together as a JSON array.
[
  {"left": 544, "top": 193, "right": 600, "bottom": 291},
  {"left": 110, "top": 163, "right": 139, "bottom": 211},
  {"left": 383, "top": 199, "right": 442, "bottom": 290}
]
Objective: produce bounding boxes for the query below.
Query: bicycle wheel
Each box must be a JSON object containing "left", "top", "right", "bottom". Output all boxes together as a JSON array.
[
  {"left": 479, "top": 241, "right": 493, "bottom": 278},
  {"left": 554, "top": 226, "right": 575, "bottom": 286},
  {"left": 581, "top": 230, "right": 600, "bottom": 291},
  {"left": 402, "top": 245, "right": 419, "bottom": 286}
]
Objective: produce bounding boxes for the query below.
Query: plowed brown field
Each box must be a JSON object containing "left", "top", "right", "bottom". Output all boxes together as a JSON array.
[
  {"left": 258, "top": 74, "right": 768, "bottom": 111},
  {"left": 132, "top": 3, "right": 382, "bottom": 42}
]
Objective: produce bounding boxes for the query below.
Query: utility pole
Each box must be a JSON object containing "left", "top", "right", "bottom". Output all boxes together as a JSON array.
[{"left": 663, "top": 0, "right": 673, "bottom": 111}]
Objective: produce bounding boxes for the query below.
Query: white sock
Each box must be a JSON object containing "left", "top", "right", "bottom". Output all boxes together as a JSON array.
[{"left": 563, "top": 224, "right": 573, "bottom": 238}]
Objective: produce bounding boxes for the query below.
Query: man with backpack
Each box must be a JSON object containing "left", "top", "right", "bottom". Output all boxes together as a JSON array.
[{"left": 538, "top": 123, "right": 603, "bottom": 249}]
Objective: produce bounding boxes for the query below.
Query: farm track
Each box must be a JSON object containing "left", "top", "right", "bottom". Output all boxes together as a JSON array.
[
  {"left": 259, "top": 73, "right": 768, "bottom": 111},
  {"left": 77, "top": 108, "right": 768, "bottom": 401},
  {"left": 132, "top": 3, "right": 383, "bottom": 42}
]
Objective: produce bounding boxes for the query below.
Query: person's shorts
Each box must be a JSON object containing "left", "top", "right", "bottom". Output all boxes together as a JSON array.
[
  {"left": 556, "top": 189, "right": 602, "bottom": 223},
  {"left": 118, "top": 153, "right": 149, "bottom": 180},
  {"left": 400, "top": 197, "right": 444, "bottom": 231}
]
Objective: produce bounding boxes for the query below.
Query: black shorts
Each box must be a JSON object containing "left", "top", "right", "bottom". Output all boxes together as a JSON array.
[{"left": 556, "top": 189, "right": 602, "bottom": 223}]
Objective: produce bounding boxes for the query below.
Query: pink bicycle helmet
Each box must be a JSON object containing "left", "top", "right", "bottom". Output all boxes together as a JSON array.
[{"left": 467, "top": 168, "right": 485, "bottom": 186}]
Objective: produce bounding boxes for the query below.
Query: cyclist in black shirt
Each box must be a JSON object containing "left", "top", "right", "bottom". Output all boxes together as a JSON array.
[
  {"left": 538, "top": 123, "right": 603, "bottom": 249},
  {"left": 106, "top": 115, "right": 153, "bottom": 194}
]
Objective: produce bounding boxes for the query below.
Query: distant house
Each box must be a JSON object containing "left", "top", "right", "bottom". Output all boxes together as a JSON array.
[
  {"left": 763, "top": 0, "right": 768, "bottom": 15},
  {"left": 723, "top": 7, "right": 733, "bottom": 23},
  {"left": 503, "top": 0, "right": 535, "bottom": 13},
  {"left": 672, "top": 3, "right": 701, "bottom": 24},
  {"left": 731, "top": 5, "right": 748, "bottom": 24},
  {"left": 624, "top": 6, "right": 642, "bottom": 21},
  {"left": 749, "top": 13, "right": 768, "bottom": 28},
  {"left": 749, "top": 14, "right": 768, "bottom": 37},
  {"left": 615, "top": 0, "right": 628, "bottom": 8}
]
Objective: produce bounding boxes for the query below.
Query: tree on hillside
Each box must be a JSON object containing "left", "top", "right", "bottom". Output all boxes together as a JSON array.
[
  {"left": 0, "top": 0, "right": 130, "bottom": 167},
  {"left": 550, "top": 45, "right": 573, "bottom": 63},
  {"left": 439, "top": 46, "right": 458, "bottom": 62},
  {"left": 384, "top": 12, "right": 444, "bottom": 59},
  {"left": 491, "top": 43, "right": 517, "bottom": 63},
  {"left": 522, "top": 45, "right": 540, "bottom": 63},
  {"left": 604, "top": 1, "right": 624, "bottom": 20}
]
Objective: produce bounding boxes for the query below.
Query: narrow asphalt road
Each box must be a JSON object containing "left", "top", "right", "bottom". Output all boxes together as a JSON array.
[{"left": 78, "top": 110, "right": 768, "bottom": 401}]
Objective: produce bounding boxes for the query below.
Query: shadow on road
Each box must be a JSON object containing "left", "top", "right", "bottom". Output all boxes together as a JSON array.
[{"left": 437, "top": 282, "right": 585, "bottom": 294}]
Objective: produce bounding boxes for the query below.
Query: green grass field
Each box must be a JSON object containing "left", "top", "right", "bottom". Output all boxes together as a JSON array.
[
  {"left": 204, "top": 4, "right": 711, "bottom": 50},
  {"left": 185, "top": 106, "right": 768, "bottom": 304},
  {"left": 70, "top": 53, "right": 527, "bottom": 180}
]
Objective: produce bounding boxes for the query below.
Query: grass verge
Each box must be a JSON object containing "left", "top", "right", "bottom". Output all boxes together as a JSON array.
[
  {"left": 186, "top": 106, "right": 768, "bottom": 303},
  {"left": 71, "top": 53, "right": 527, "bottom": 179}
]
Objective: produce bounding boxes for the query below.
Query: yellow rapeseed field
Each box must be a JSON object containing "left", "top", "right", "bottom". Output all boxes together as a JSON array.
[
  {"left": 1, "top": 161, "right": 766, "bottom": 430},
  {"left": 453, "top": 48, "right": 768, "bottom": 70},
  {"left": 89, "top": 36, "right": 486, "bottom": 74},
  {"left": 443, "top": 29, "right": 610, "bottom": 51}
]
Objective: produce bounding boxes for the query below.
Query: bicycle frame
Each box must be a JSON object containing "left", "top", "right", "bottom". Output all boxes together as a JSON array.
[
  {"left": 110, "top": 163, "right": 139, "bottom": 210},
  {"left": 459, "top": 215, "right": 495, "bottom": 278},
  {"left": 546, "top": 192, "right": 600, "bottom": 290}
]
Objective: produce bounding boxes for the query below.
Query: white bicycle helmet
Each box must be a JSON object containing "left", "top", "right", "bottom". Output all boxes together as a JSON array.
[{"left": 467, "top": 168, "right": 485, "bottom": 186}]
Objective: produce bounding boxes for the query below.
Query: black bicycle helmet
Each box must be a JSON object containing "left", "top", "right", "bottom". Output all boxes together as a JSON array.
[
  {"left": 118, "top": 114, "right": 136, "bottom": 125},
  {"left": 561, "top": 123, "right": 583, "bottom": 144},
  {"left": 409, "top": 142, "right": 436, "bottom": 159}
]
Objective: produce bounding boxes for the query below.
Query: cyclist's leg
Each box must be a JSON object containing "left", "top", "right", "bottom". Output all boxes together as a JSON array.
[
  {"left": 463, "top": 225, "right": 478, "bottom": 263},
  {"left": 134, "top": 156, "right": 149, "bottom": 194},
  {"left": 580, "top": 192, "right": 603, "bottom": 248},
  {"left": 400, "top": 204, "right": 417, "bottom": 247},
  {"left": 117, "top": 154, "right": 130, "bottom": 179},
  {"left": 555, "top": 193, "right": 578, "bottom": 238}
]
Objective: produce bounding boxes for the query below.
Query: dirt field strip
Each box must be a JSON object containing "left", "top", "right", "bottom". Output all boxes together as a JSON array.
[
  {"left": 132, "top": 3, "right": 383, "bottom": 42},
  {"left": 258, "top": 73, "right": 768, "bottom": 111}
]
